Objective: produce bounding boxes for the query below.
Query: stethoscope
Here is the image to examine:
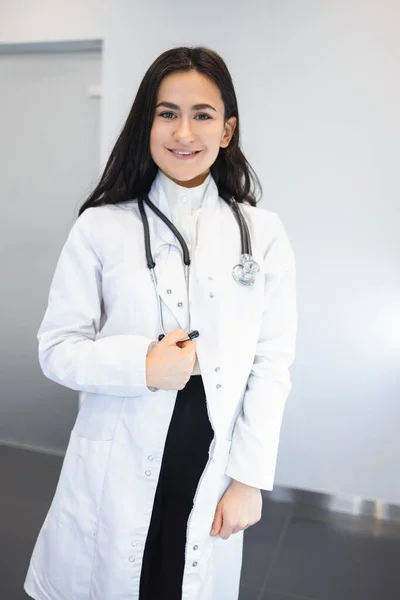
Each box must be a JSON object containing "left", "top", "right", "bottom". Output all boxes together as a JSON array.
[{"left": 137, "top": 194, "right": 260, "bottom": 342}]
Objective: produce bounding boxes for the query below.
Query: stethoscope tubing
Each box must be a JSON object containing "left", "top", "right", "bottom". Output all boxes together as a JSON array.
[
  {"left": 228, "top": 199, "right": 251, "bottom": 256},
  {"left": 138, "top": 195, "right": 191, "bottom": 267},
  {"left": 138, "top": 195, "right": 252, "bottom": 268},
  {"left": 137, "top": 193, "right": 257, "bottom": 340}
]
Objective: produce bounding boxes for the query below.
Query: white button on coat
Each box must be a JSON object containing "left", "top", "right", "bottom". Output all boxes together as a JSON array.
[{"left": 24, "top": 171, "right": 297, "bottom": 600}]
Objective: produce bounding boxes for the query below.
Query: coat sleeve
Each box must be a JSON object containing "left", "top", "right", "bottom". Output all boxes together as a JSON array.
[
  {"left": 225, "top": 213, "right": 298, "bottom": 490},
  {"left": 37, "top": 207, "right": 157, "bottom": 397}
]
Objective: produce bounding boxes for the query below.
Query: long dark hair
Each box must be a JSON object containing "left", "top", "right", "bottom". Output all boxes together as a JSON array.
[{"left": 79, "top": 46, "right": 262, "bottom": 216}]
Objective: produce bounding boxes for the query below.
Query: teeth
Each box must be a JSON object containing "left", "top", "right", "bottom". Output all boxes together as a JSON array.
[{"left": 173, "top": 150, "right": 196, "bottom": 155}]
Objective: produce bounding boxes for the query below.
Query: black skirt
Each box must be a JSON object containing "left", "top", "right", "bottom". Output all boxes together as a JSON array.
[{"left": 139, "top": 375, "right": 214, "bottom": 600}]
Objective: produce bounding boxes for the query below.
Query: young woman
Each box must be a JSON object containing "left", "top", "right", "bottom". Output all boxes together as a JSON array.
[{"left": 24, "top": 46, "right": 297, "bottom": 600}]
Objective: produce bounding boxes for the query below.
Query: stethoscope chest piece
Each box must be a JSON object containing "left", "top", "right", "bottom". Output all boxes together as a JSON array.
[{"left": 232, "top": 253, "right": 260, "bottom": 286}]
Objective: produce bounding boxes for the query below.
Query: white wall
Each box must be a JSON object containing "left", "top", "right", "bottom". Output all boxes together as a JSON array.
[
  {"left": 101, "top": 0, "right": 400, "bottom": 505},
  {"left": 2, "top": 0, "right": 400, "bottom": 504}
]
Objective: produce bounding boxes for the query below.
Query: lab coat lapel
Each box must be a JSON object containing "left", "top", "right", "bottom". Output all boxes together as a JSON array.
[
  {"left": 192, "top": 176, "right": 222, "bottom": 282},
  {"left": 147, "top": 176, "right": 189, "bottom": 330},
  {"left": 189, "top": 177, "right": 224, "bottom": 370}
]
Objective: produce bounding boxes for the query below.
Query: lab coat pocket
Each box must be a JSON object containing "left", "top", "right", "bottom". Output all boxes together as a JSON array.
[
  {"left": 50, "top": 431, "right": 112, "bottom": 535},
  {"left": 74, "top": 393, "right": 124, "bottom": 440},
  {"left": 29, "top": 512, "right": 97, "bottom": 598},
  {"left": 31, "top": 514, "right": 78, "bottom": 581}
]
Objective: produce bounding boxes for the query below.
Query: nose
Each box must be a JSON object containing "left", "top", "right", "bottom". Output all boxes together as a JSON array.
[{"left": 173, "top": 116, "right": 196, "bottom": 144}]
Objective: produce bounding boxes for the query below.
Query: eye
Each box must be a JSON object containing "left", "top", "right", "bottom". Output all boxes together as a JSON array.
[
  {"left": 159, "top": 111, "right": 176, "bottom": 119},
  {"left": 195, "top": 113, "right": 212, "bottom": 120}
]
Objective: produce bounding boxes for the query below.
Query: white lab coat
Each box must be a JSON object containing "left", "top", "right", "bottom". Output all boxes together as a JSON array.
[{"left": 24, "top": 173, "right": 297, "bottom": 600}]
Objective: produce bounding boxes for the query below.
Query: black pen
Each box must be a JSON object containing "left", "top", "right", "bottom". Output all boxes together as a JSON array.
[{"left": 180, "top": 330, "right": 200, "bottom": 343}]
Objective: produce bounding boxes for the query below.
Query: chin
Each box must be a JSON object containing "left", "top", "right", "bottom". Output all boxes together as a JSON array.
[
  {"left": 162, "top": 165, "right": 207, "bottom": 182},
  {"left": 173, "top": 171, "right": 200, "bottom": 181}
]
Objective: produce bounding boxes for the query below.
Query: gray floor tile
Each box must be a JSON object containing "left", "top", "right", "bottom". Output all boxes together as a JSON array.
[
  {"left": 257, "top": 592, "right": 317, "bottom": 600},
  {"left": 241, "top": 539, "right": 273, "bottom": 591},
  {"left": 262, "top": 593, "right": 315, "bottom": 600},
  {"left": 0, "top": 533, "right": 35, "bottom": 599},
  {"left": 0, "top": 445, "right": 62, "bottom": 540},
  {"left": 265, "top": 516, "right": 400, "bottom": 600},
  {"left": 247, "top": 498, "right": 292, "bottom": 544},
  {"left": 239, "top": 585, "right": 262, "bottom": 600},
  {"left": 0, "top": 444, "right": 62, "bottom": 498},
  {"left": 240, "top": 501, "right": 291, "bottom": 590}
]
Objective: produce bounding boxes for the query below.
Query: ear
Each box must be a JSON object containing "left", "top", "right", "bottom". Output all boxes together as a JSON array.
[{"left": 220, "top": 116, "right": 237, "bottom": 149}]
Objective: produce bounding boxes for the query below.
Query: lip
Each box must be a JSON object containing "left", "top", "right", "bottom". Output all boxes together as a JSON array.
[{"left": 167, "top": 148, "right": 202, "bottom": 160}]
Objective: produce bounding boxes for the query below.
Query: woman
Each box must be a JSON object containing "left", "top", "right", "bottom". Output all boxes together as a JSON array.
[{"left": 24, "top": 46, "right": 297, "bottom": 600}]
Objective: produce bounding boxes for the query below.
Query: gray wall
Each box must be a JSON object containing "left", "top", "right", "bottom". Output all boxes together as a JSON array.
[
  {"left": 0, "top": 0, "right": 104, "bottom": 43},
  {"left": 0, "top": 49, "right": 101, "bottom": 453}
]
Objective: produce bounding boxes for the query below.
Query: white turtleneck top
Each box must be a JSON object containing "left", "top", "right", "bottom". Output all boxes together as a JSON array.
[
  {"left": 158, "top": 170, "right": 211, "bottom": 252},
  {"left": 156, "top": 170, "right": 212, "bottom": 376}
]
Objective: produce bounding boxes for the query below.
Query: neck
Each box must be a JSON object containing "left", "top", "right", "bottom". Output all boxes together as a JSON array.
[{"left": 160, "top": 169, "right": 210, "bottom": 188}]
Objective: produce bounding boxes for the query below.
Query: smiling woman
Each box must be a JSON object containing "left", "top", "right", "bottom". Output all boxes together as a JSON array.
[{"left": 24, "top": 46, "right": 297, "bottom": 600}]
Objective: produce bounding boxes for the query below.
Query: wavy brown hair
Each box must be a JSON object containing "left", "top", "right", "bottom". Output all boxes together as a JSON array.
[{"left": 79, "top": 46, "right": 262, "bottom": 216}]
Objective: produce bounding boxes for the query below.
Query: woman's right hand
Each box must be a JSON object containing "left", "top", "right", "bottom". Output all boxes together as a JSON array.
[{"left": 145, "top": 328, "right": 197, "bottom": 390}]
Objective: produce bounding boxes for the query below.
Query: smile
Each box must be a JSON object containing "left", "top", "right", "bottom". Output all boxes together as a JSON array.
[{"left": 167, "top": 149, "right": 202, "bottom": 160}]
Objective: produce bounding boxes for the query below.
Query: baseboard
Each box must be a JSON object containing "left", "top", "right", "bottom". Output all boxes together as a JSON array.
[
  {"left": 263, "top": 486, "right": 400, "bottom": 522},
  {"left": 0, "top": 439, "right": 64, "bottom": 458}
]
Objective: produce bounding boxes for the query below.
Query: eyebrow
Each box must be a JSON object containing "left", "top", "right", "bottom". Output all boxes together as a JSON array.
[{"left": 155, "top": 101, "right": 217, "bottom": 112}]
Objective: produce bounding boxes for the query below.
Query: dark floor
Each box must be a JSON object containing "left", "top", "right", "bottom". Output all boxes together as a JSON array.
[{"left": 1, "top": 445, "right": 400, "bottom": 600}]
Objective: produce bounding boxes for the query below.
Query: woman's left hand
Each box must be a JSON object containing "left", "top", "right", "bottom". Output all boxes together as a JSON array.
[{"left": 210, "top": 480, "right": 262, "bottom": 540}]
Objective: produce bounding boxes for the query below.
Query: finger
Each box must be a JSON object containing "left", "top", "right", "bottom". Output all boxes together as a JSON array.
[
  {"left": 232, "top": 525, "right": 248, "bottom": 534},
  {"left": 219, "top": 520, "right": 233, "bottom": 540},
  {"left": 167, "top": 328, "right": 190, "bottom": 344},
  {"left": 180, "top": 340, "right": 196, "bottom": 353},
  {"left": 210, "top": 506, "right": 223, "bottom": 536},
  {"left": 233, "top": 522, "right": 249, "bottom": 534}
]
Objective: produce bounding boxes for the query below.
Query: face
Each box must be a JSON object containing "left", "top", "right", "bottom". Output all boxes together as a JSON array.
[{"left": 150, "top": 70, "right": 237, "bottom": 188}]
